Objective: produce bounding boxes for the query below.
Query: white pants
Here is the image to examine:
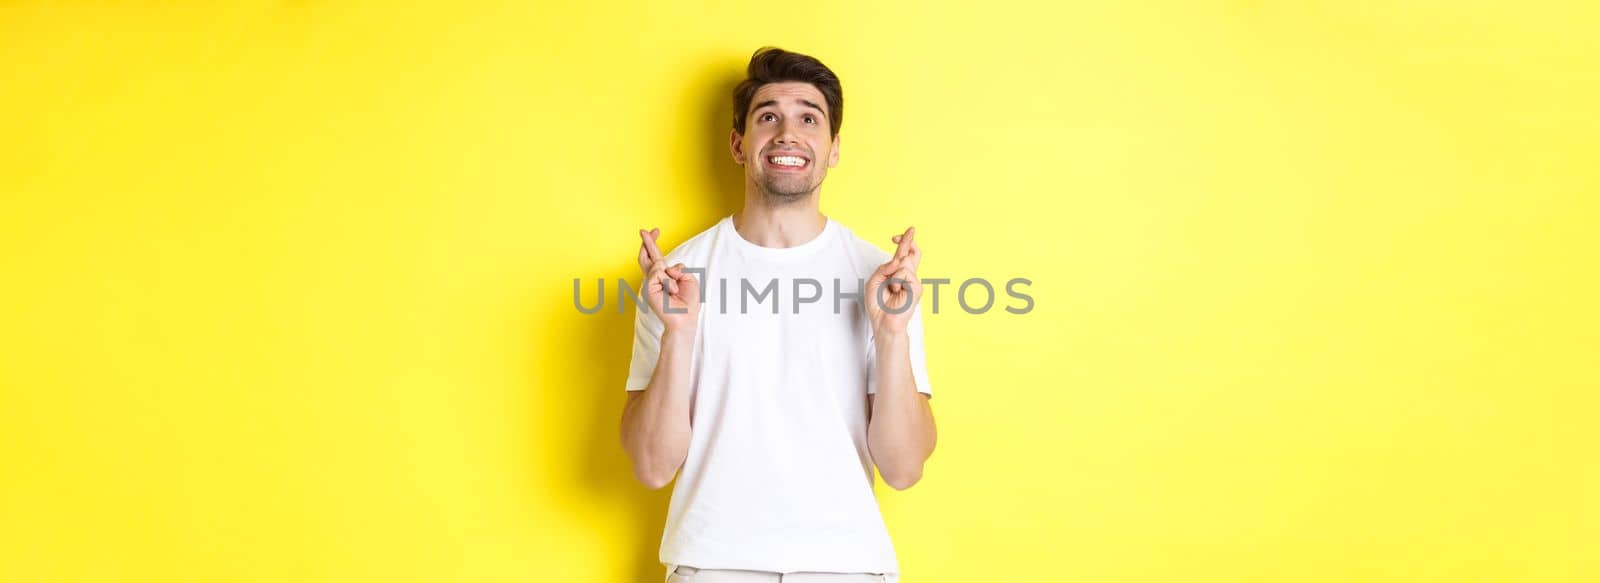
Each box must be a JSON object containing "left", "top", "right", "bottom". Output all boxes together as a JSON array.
[{"left": 667, "top": 565, "right": 889, "bottom": 582}]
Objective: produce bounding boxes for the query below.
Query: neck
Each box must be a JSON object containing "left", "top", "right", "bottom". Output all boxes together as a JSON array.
[{"left": 732, "top": 193, "right": 826, "bottom": 248}]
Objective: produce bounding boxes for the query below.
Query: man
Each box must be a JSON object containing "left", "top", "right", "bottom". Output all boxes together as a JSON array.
[{"left": 620, "top": 47, "right": 936, "bottom": 583}]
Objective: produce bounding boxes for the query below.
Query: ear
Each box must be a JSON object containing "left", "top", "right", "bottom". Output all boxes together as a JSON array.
[
  {"left": 827, "top": 134, "right": 841, "bottom": 168},
  {"left": 729, "top": 129, "right": 746, "bottom": 165}
]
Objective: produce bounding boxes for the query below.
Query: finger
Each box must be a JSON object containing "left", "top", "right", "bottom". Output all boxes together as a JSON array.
[
  {"left": 892, "top": 227, "right": 913, "bottom": 261},
  {"left": 642, "top": 228, "right": 665, "bottom": 263},
  {"left": 864, "top": 269, "right": 890, "bottom": 313},
  {"left": 893, "top": 267, "right": 918, "bottom": 288},
  {"left": 645, "top": 271, "right": 666, "bottom": 300},
  {"left": 867, "top": 260, "right": 896, "bottom": 294},
  {"left": 892, "top": 266, "right": 919, "bottom": 302},
  {"left": 883, "top": 260, "right": 902, "bottom": 293},
  {"left": 667, "top": 263, "right": 689, "bottom": 293},
  {"left": 891, "top": 234, "right": 902, "bottom": 244},
  {"left": 903, "top": 241, "right": 920, "bottom": 273},
  {"left": 874, "top": 258, "right": 900, "bottom": 280},
  {"left": 639, "top": 230, "right": 655, "bottom": 271},
  {"left": 869, "top": 260, "right": 891, "bottom": 281},
  {"left": 887, "top": 254, "right": 909, "bottom": 292},
  {"left": 643, "top": 230, "right": 662, "bottom": 270},
  {"left": 669, "top": 263, "right": 699, "bottom": 301}
]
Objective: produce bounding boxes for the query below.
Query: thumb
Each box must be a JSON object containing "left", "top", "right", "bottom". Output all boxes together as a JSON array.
[
  {"left": 877, "top": 258, "right": 905, "bottom": 293},
  {"left": 867, "top": 259, "right": 896, "bottom": 288},
  {"left": 665, "top": 263, "right": 691, "bottom": 293}
]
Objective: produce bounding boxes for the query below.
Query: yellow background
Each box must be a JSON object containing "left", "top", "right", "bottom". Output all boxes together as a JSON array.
[{"left": 3, "top": 1, "right": 1596, "bottom": 581}]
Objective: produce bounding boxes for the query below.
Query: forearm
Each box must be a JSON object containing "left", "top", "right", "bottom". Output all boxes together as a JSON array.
[
  {"left": 620, "top": 329, "right": 695, "bottom": 489},
  {"left": 866, "top": 332, "right": 936, "bottom": 490}
]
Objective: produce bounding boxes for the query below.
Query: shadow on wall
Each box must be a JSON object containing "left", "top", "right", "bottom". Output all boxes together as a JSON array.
[
  {"left": 561, "top": 285, "right": 671, "bottom": 583},
  {"left": 701, "top": 62, "right": 748, "bottom": 216},
  {"left": 535, "top": 59, "right": 745, "bottom": 583}
]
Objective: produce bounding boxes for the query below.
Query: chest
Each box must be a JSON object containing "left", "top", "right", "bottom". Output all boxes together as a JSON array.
[{"left": 695, "top": 266, "right": 874, "bottom": 397}]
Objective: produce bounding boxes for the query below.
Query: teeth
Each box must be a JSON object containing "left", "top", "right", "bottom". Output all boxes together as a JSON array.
[{"left": 768, "top": 156, "right": 805, "bottom": 167}]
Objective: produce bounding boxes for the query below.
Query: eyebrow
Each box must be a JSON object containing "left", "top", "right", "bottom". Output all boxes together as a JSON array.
[{"left": 752, "top": 99, "right": 828, "bottom": 118}]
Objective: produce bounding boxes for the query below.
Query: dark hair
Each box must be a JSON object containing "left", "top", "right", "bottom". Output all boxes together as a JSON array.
[{"left": 732, "top": 47, "right": 843, "bottom": 138}]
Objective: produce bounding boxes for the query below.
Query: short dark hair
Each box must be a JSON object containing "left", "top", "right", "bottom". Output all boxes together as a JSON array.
[{"left": 732, "top": 47, "right": 843, "bottom": 138}]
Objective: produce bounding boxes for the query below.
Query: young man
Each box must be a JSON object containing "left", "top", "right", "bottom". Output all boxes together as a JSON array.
[{"left": 620, "top": 47, "right": 936, "bottom": 583}]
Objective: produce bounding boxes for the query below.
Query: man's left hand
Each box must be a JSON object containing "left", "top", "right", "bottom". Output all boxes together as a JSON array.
[{"left": 865, "top": 226, "right": 921, "bottom": 336}]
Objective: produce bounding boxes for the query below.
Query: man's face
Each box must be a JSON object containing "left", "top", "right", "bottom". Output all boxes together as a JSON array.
[{"left": 731, "top": 82, "right": 840, "bottom": 202}]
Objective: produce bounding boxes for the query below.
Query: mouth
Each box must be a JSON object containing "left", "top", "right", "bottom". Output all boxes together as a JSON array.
[{"left": 763, "top": 153, "right": 811, "bottom": 172}]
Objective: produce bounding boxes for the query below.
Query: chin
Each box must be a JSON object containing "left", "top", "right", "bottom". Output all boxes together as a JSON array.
[
  {"left": 762, "top": 178, "right": 821, "bottom": 199},
  {"left": 765, "top": 188, "right": 814, "bottom": 201}
]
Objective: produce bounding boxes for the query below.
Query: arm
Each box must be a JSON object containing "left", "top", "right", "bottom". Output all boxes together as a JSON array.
[
  {"left": 620, "top": 329, "right": 695, "bottom": 489},
  {"left": 619, "top": 228, "right": 701, "bottom": 490},
  {"left": 864, "top": 227, "right": 937, "bottom": 490},
  {"left": 867, "top": 332, "right": 937, "bottom": 490}
]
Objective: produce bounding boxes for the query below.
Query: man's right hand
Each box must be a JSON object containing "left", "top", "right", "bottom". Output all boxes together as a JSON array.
[{"left": 638, "top": 228, "right": 700, "bottom": 332}]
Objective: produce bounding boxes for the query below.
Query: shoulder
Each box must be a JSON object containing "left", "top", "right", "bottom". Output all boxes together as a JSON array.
[
  {"left": 660, "top": 218, "right": 723, "bottom": 265},
  {"left": 833, "top": 220, "right": 892, "bottom": 274}
]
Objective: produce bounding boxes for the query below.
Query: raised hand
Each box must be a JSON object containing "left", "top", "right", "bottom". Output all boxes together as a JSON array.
[
  {"left": 865, "top": 227, "right": 921, "bottom": 336},
  {"left": 638, "top": 228, "right": 700, "bottom": 332}
]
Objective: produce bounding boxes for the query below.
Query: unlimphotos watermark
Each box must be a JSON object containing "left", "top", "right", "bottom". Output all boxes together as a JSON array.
[{"left": 574, "top": 270, "right": 1033, "bottom": 316}]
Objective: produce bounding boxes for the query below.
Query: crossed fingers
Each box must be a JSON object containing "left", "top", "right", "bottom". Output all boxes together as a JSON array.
[
  {"left": 637, "top": 227, "right": 661, "bottom": 274},
  {"left": 639, "top": 228, "right": 687, "bottom": 295},
  {"left": 885, "top": 227, "right": 918, "bottom": 293}
]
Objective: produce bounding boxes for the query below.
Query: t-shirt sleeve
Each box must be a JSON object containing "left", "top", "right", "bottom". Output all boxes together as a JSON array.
[
  {"left": 866, "top": 308, "right": 933, "bottom": 398},
  {"left": 624, "top": 300, "right": 665, "bottom": 391}
]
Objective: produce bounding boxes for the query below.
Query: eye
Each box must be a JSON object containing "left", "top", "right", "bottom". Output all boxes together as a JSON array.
[
  {"left": 760, "top": 112, "right": 777, "bottom": 122},
  {"left": 804, "top": 115, "right": 816, "bottom": 124}
]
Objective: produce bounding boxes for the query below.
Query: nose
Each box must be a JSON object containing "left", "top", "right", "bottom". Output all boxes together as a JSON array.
[{"left": 775, "top": 119, "right": 803, "bottom": 145}]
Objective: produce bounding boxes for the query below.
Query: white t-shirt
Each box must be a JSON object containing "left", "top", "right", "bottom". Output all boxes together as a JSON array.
[{"left": 626, "top": 215, "right": 932, "bottom": 582}]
